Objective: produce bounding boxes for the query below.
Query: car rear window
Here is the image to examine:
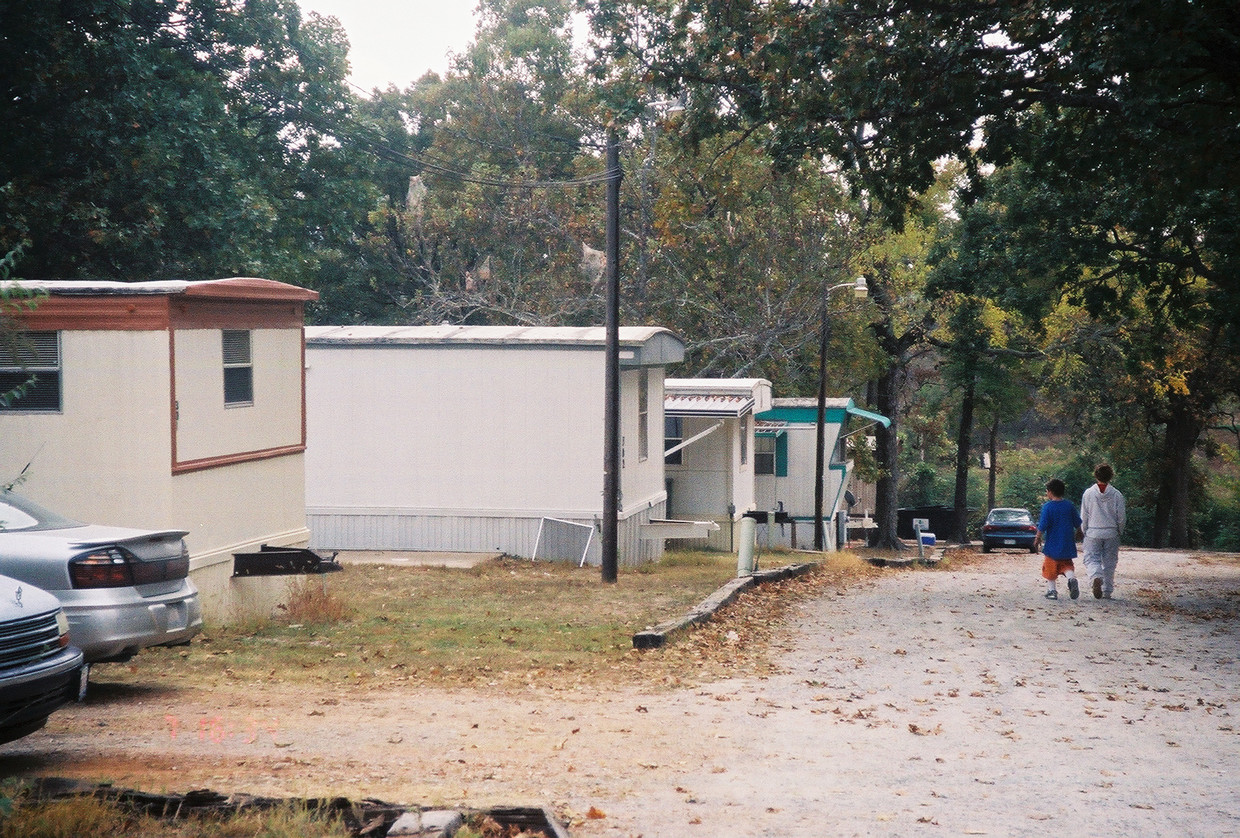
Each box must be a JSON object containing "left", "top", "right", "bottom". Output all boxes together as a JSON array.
[
  {"left": 0, "top": 492, "right": 84, "bottom": 532},
  {"left": 990, "top": 510, "right": 1030, "bottom": 523}
]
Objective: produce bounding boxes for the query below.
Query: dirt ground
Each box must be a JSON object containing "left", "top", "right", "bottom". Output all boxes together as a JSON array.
[{"left": 4, "top": 548, "right": 1239, "bottom": 837}]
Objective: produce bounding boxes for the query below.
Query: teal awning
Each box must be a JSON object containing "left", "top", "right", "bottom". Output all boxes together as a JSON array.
[{"left": 846, "top": 405, "right": 891, "bottom": 428}]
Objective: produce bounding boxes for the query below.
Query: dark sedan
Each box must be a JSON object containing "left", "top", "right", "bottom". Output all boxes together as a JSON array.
[{"left": 981, "top": 507, "right": 1038, "bottom": 553}]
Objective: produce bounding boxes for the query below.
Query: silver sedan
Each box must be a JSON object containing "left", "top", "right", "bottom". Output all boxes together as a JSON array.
[{"left": 0, "top": 490, "right": 202, "bottom": 663}]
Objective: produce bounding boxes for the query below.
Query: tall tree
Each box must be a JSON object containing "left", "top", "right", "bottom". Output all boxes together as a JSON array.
[
  {"left": 323, "top": 0, "right": 607, "bottom": 326},
  {"left": 930, "top": 292, "right": 1041, "bottom": 542},
  {"left": 589, "top": 1, "right": 1240, "bottom": 546},
  {"left": 853, "top": 192, "right": 948, "bottom": 547},
  {"left": 1, "top": 0, "right": 375, "bottom": 281}
]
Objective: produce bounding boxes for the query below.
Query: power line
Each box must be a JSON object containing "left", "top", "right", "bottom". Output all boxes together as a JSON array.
[
  {"left": 296, "top": 96, "right": 609, "bottom": 189},
  {"left": 327, "top": 110, "right": 617, "bottom": 190}
]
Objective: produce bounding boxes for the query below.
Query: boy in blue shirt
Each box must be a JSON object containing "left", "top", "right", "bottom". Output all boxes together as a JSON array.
[{"left": 1034, "top": 478, "right": 1083, "bottom": 600}]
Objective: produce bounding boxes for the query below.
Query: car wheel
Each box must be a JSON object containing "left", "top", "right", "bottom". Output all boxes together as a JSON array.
[
  {"left": 981, "top": 543, "right": 991, "bottom": 554},
  {"left": 1028, "top": 543, "right": 1038, "bottom": 553}
]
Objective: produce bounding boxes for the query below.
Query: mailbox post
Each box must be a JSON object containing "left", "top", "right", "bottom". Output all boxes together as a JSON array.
[{"left": 913, "top": 517, "right": 930, "bottom": 560}]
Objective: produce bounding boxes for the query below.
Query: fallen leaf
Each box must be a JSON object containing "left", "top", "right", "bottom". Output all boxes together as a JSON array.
[{"left": 587, "top": 806, "right": 606, "bottom": 820}]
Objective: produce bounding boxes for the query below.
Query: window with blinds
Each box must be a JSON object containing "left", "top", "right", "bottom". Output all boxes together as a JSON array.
[
  {"left": 638, "top": 369, "right": 649, "bottom": 462},
  {"left": 222, "top": 330, "right": 253, "bottom": 406},
  {"left": 664, "top": 416, "right": 683, "bottom": 465},
  {"left": 0, "top": 331, "right": 61, "bottom": 412},
  {"left": 755, "top": 434, "right": 776, "bottom": 475}
]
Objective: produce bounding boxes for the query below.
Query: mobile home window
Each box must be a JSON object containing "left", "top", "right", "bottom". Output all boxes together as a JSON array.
[
  {"left": 637, "top": 369, "right": 649, "bottom": 461},
  {"left": 222, "top": 330, "right": 253, "bottom": 406},
  {"left": 0, "top": 331, "right": 61, "bottom": 412},
  {"left": 755, "top": 433, "right": 788, "bottom": 477},
  {"left": 755, "top": 435, "right": 776, "bottom": 475},
  {"left": 664, "top": 416, "right": 683, "bottom": 465}
]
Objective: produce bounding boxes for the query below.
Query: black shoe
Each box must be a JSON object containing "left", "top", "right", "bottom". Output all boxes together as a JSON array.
[
  {"left": 1045, "top": 589, "right": 1058, "bottom": 600},
  {"left": 1068, "top": 579, "right": 1080, "bottom": 600}
]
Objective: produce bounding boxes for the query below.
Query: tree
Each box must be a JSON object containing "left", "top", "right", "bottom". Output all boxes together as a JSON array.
[
  {"left": 1040, "top": 292, "right": 1238, "bottom": 547},
  {"left": 928, "top": 292, "right": 1042, "bottom": 542},
  {"left": 852, "top": 192, "right": 950, "bottom": 548},
  {"left": 627, "top": 129, "right": 880, "bottom": 391},
  {"left": 1, "top": 0, "right": 375, "bottom": 283},
  {"left": 934, "top": 159, "right": 1240, "bottom": 547},
  {"left": 588, "top": 1, "right": 1240, "bottom": 546},
  {"left": 317, "top": 0, "right": 611, "bottom": 326},
  {"left": 0, "top": 243, "right": 42, "bottom": 412},
  {"left": 587, "top": 0, "right": 1239, "bottom": 256}
]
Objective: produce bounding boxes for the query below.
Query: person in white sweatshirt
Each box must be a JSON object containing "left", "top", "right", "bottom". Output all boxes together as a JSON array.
[{"left": 1080, "top": 463, "right": 1126, "bottom": 599}]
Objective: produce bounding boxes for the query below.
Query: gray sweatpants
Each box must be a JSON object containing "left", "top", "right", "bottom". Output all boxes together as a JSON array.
[{"left": 1082, "top": 531, "right": 1121, "bottom": 595}]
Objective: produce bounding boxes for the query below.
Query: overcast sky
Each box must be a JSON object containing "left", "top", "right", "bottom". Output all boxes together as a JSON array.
[{"left": 297, "top": 1, "right": 479, "bottom": 92}]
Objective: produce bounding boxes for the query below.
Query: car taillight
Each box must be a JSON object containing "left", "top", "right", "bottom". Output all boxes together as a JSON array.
[
  {"left": 69, "top": 543, "right": 190, "bottom": 588},
  {"left": 70, "top": 547, "right": 135, "bottom": 588},
  {"left": 56, "top": 609, "right": 71, "bottom": 648}
]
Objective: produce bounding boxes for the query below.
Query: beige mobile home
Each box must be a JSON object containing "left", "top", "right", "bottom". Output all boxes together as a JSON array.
[
  {"left": 0, "top": 278, "right": 318, "bottom": 622},
  {"left": 662, "top": 378, "right": 772, "bottom": 551},
  {"left": 753, "top": 397, "right": 890, "bottom": 549},
  {"left": 304, "top": 325, "right": 685, "bottom": 566}
]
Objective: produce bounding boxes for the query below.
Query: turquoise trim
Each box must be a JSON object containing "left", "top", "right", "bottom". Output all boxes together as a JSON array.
[
  {"left": 755, "top": 406, "right": 849, "bottom": 424},
  {"left": 846, "top": 405, "right": 892, "bottom": 428},
  {"left": 776, "top": 433, "right": 788, "bottom": 477},
  {"left": 754, "top": 403, "right": 891, "bottom": 429}
]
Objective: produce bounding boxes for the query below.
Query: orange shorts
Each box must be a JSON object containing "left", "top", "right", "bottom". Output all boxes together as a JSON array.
[{"left": 1042, "top": 558, "right": 1075, "bottom": 580}]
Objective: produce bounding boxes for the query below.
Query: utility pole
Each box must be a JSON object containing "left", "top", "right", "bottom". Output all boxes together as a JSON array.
[{"left": 602, "top": 128, "right": 621, "bottom": 583}]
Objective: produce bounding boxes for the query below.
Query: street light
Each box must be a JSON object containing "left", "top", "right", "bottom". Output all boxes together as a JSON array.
[{"left": 813, "top": 276, "right": 868, "bottom": 551}]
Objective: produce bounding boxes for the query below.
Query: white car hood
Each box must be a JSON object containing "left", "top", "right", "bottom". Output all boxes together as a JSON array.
[{"left": 0, "top": 572, "right": 62, "bottom": 615}]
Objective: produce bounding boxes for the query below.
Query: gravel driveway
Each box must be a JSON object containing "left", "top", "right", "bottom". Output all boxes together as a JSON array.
[
  {"left": 573, "top": 547, "right": 1240, "bottom": 837},
  {"left": 6, "top": 548, "right": 1239, "bottom": 837}
]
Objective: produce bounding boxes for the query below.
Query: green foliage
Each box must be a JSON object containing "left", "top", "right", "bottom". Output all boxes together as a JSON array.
[
  {"left": 590, "top": 0, "right": 1240, "bottom": 548},
  {"left": 1, "top": 1, "right": 375, "bottom": 283},
  {"left": 0, "top": 244, "right": 42, "bottom": 414},
  {"left": 902, "top": 461, "right": 949, "bottom": 508}
]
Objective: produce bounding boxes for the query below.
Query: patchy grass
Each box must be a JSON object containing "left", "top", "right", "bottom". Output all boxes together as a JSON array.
[
  {"left": 96, "top": 550, "right": 880, "bottom": 695},
  {"left": 0, "top": 789, "right": 352, "bottom": 838}
]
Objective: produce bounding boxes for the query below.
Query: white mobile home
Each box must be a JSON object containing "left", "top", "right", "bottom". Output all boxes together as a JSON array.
[
  {"left": 753, "top": 397, "right": 890, "bottom": 549},
  {"left": 0, "top": 278, "right": 318, "bottom": 623},
  {"left": 304, "top": 325, "right": 685, "bottom": 566},
  {"left": 662, "top": 378, "right": 772, "bottom": 551}
]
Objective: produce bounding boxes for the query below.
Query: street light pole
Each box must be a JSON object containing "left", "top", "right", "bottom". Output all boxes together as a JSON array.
[
  {"left": 602, "top": 128, "right": 622, "bottom": 583},
  {"left": 813, "top": 276, "right": 868, "bottom": 551}
]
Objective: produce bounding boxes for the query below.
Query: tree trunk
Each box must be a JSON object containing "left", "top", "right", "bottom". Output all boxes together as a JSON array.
[
  {"left": 1152, "top": 480, "right": 1171, "bottom": 548},
  {"left": 871, "top": 364, "right": 903, "bottom": 549},
  {"left": 951, "top": 376, "right": 976, "bottom": 543},
  {"left": 1161, "top": 404, "right": 1202, "bottom": 548}
]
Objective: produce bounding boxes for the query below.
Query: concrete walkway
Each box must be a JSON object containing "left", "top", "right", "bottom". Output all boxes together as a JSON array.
[{"left": 331, "top": 550, "right": 502, "bottom": 568}]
